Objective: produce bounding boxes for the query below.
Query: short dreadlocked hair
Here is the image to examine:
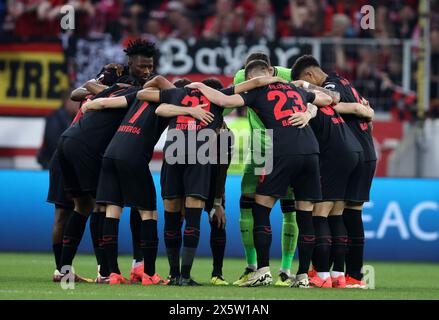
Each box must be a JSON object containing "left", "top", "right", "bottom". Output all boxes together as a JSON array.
[
  {"left": 124, "top": 39, "right": 159, "bottom": 60},
  {"left": 290, "top": 55, "right": 321, "bottom": 80}
]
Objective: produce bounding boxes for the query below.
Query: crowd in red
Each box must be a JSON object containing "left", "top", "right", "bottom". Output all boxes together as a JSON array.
[
  {"left": 1, "top": 0, "right": 438, "bottom": 116},
  {"left": 1, "top": 0, "right": 422, "bottom": 41}
]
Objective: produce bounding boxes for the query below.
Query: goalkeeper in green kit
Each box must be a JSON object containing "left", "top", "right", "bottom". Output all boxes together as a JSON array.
[{"left": 229, "top": 53, "right": 298, "bottom": 286}]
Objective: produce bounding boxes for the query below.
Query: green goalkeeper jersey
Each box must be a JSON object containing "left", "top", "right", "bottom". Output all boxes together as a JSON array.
[{"left": 227, "top": 67, "right": 292, "bottom": 169}]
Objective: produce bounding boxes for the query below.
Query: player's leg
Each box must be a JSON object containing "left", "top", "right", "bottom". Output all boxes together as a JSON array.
[
  {"left": 209, "top": 213, "right": 227, "bottom": 285},
  {"left": 46, "top": 151, "right": 74, "bottom": 280},
  {"left": 59, "top": 193, "right": 94, "bottom": 279},
  {"left": 290, "top": 154, "right": 321, "bottom": 288},
  {"left": 163, "top": 198, "right": 183, "bottom": 284},
  {"left": 309, "top": 201, "right": 333, "bottom": 288},
  {"left": 276, "top": 188, "right": 298, "bottom": 286},
  {"left": 94, "top": 157, "right": 129, "bottom": 284},
  {"left": 343, "top": 201, "right": 366, "bottom": 288},
  {"left": 138, "top": 209, "right": 168, "bottom": 285},
  {"left": 233, "top": 170, "right": 258, "bottom": 285},
  {"left": 89, "top": 204, "right": 109, "bottom": 280},
  {"left": 161, "top": 162, "right": 184, "bottom": 284},
  {"left": 239, "top": 193, "right": 276, "bottom": 287},
  {"left": 129, "top": 208, "right": 144, "bottom": 281},
  {"left": 52, "top": 206, "right": 72, "bottom": 278},
  {"left": 328, "top": 201, "right": 348, "bottom": 288},
  {"left": 57, "top": 137, "right": 98, "bottom": 281},
  {"left": 103, "top": 205, "right": 130, "bottom": 284},
  {"left": 343, "top": 158, "right": 375, "bottom": 288},
  {"left": 180, "top": 196, "right": 204, "bottom": 286},
  {"left": 240, "top": 155, "right": 295, "bottom": 287}
]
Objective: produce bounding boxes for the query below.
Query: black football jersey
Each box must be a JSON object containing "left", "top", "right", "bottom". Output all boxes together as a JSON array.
[
  {"left": 239, "top": 82, "right": 319, "bottom": 156},
  {"left": 159, "top": 87, "right": 229, "bottom": 156},
  {"left": 310, "top": 105, "right": 363, "bottom": 154},
  {"left": 62, "top": 84, "right": 141, "bottom": 154},
  {"left": 323, "top": 73, "right": 377, "bottom": 161},
  {"left": 104, "top": 95, "right": 169, "bottom": 163}
]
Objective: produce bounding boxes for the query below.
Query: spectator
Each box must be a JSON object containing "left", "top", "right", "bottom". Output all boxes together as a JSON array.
[
  {"left": 170, "top": 13, "right": 197, "bottom": 41},
  {"left": 246, "top": 0, "right": 275, "bottom": 41},
  {"left": 202, "top": 0, "right": 234, "bottom": 40},
  {"left": 393, "top": 4, "right": 417, "bottom": 39},
  {"left": 142, "top": 15, "right": 166, "bottom": 43},
  {"left": 8, "top": 0, "right": 64, "bottom": 40}
]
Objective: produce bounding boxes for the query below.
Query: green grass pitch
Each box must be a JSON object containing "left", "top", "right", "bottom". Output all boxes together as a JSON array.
[{"left": 0, "top": 253, "right": 438, "bottom": 300}]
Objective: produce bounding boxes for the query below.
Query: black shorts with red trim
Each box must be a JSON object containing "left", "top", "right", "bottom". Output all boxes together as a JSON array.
[
  {"left": 96, "top": 157, "right": 157, "bottom": 211},
  {"left": 160, "top": 160, "right": 211, "bottom": 201},
  {"left": 344, "top": 154, "right": 376, "bottom": 203},
  {"left": 256, "top": 154, "right": 322, "bottom": 201},
  {"left": 46, "top": 150, "right": 74, "bottom": 209},
  {"left": 319, "top": 150, "right": 361, "bottom": 201},
  {"left": 57, "top": 136, "right": 102, "bottom": 198}
]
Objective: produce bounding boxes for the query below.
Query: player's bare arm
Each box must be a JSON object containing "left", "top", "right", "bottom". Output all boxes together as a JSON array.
[
  {"left": 294, "top": 80, "right": 341, "bottom": 104},
  {"left": 143, "top": 75, "right": 175, "bottom": 90},
  {"left": 155, "top": 103, "right": 214, "bottom": 125},
  {"left": 234, "top": 76, "right": 287, "bottom": 94},
  {"left": 84, "top": 80, "right": 109, "bottom": 95},
  {"left": 186, "top": 82, "right": 245, "bottom": 108},
  {"left": 288, "top": 103, "right": 318, "bottom": 129},
  {"left": 81, "top": 96, "right": 128, "bottom": 113},
  {"left": 312, "top": 91, "right": 333, "bottom": 107},
  {"left": 334, "top": 102, "right": 375, "bottom": 121},
  {"left": 136, "top": 89, "right": 161, "bottom": 102}
]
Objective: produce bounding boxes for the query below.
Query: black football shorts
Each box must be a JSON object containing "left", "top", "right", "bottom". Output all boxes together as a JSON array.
[
  {"left": 160, "top": 161, "right": 211, "bottom": 200},
  {"left": 57, "top": 136, "right": 102, "bottom": 197},
  {"left": 345, "top": 153, "right": 376, "bottom": 203},
  {"left": 256, "top": 154, "right": 322, "bottom": 201},
  {"left": 46, "top": 150, "right": 74, "bottom": 209},
  {"left": 96, "top": 157, "right": 157, "bottom": 211},
  {"left": 318, "top": 150, "right": 361, "bottom": 201}
]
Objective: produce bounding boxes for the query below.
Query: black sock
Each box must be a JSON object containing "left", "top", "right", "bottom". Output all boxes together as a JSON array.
[
  {"left": 53, "top": 243, "right": 63, "bottom": 271},
  {"left": 141, "top": 219, "right": 158, "bottom": 276},
  {"left": 296, "top": 210, "right": 315, "bottom": 275},
  {"left": 343, "top": 208, "right": 365, "bottom": 280},
  {"left": 209, "top": 220, "right": 226, "bottom": 277},
  {"left": 130, "top": 208, "right": 143, "bottom": 263},
  {"left": 312, "top": 216, "right": 332, "bottom": 273},
  {"left": 90, "top": 212, "right": 105, "bottom": 267},
  {"left": 60, "top": 211, "right": 88, "bottom": 271},
  {"left": 328, "top": 215, "right": 348, "bottom": 273},
  {"left": 252, "top": 203, "right": 272, "bottom": 269},
  {"left": 164, "top": 211, "right": 182, "bottom": 278},
  {"left": 181, "top": 207, "right": 202, "bottom": 279},
  {"left": 97, "top": 213, "right": 110, "bottom": 277},
  {"left": 103, "top": 217, "right": 120, "bottom": 274}
]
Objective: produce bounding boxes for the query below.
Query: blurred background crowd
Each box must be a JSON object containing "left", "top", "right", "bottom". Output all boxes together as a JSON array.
[
  {"left": 0, "top": 0, "right": 438, "bottom": 175},
  {"left": 1, "top": 0, "right": 432, "bottom": 41},
  {"left": 1, "top": 0, "right": 438, "bottom": 117}
]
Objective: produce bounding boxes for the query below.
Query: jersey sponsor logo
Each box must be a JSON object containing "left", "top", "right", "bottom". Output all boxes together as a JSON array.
[
  {"left": 319, "top": 106, "right": 345, "bottom": 124},
  {"left": 117, "top": 125, "right": 141, "bottom": 135},
  {"left": 360, "top": 122, "right": 369, "bottom": 131},
  {"left": 324, "top": 83, "right": 336, "bottom": 90}
]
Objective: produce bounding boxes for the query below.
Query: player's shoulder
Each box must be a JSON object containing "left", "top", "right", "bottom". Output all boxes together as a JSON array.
[
  {"left": 233, "top": 69, "right": 245, "bottom": 85},
  {"left": 274, "top": 66, "right": 292, "bottom": 81},
  {"left": 323, "top": 73, "right": 346, "bottom": 91}
]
